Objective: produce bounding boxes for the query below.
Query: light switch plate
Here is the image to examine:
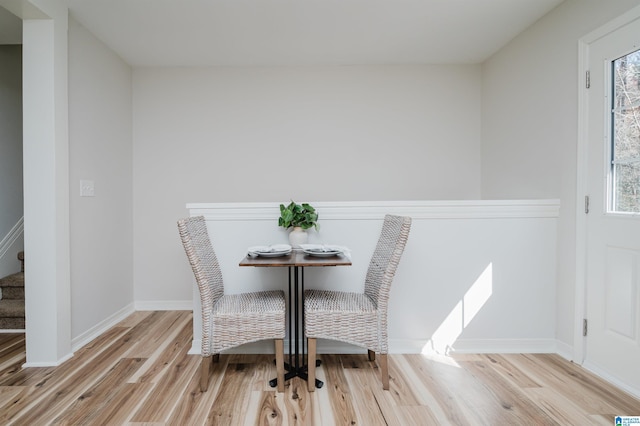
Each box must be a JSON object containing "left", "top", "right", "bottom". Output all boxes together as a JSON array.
[{"left": 80, "top": 179, "right": 95, "bottom": 197}]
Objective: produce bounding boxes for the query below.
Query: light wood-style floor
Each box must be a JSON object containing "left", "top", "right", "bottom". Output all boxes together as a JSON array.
[{"left": 0, "top": 311, "right": 638, "bottom": 425}]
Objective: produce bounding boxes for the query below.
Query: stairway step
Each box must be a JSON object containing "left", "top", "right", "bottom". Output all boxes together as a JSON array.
[
  {"left": 0, "top": 299, "right": 25, "bottom": 317},
  {"left": 0, "top": 272, "right": 24, "bottom": 288},
  {"left": 1, "top": 287, "right": 24, "bottom": 300},
  {"left": 0, "top": 299, "right": 25, "bottom": 329},
  {"left": 0, "top": 317, "right": 25, "bottom": 329}
]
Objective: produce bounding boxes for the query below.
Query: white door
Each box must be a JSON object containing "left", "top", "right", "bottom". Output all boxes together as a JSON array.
[{"left": 585, "top": 17, "right": 640, "bottom": 392}]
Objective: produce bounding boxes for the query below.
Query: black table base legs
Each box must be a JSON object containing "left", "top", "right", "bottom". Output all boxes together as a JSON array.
[{"left": 269, "top": 265, "right": 324, "bottom": 389}]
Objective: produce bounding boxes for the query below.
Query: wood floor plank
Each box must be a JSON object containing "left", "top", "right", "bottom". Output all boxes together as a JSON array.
[
  {"left": 251, "top": 354, "right": 279, "bottom": 392},
  {"left": 0, "top": 333, "right": 23, "bottom": 346},
  {"left": 127, "top": 316, "right": 192, "bottom": 384},
  {"left": 0, "top": 364, "right": 54, "bottom": 388},
  {"left": 207, "top": 361, "right": 257, "bottom": 425},
  {"left": 365, "top": 356, "right": 439, "bottom": 426},
  {"left": 0, "top": 312, "right": 170, "bottom": 423},
  {"left": 8, "top": 326, "right": 149, "bottom": 424},
  {"left": 0, "top": 385, "right": 24, "bottom": 407},
  {"left": 341, "top": 353, "right": 424, "bottom": 426},
  {"left": 319, "top": 354, "right": 358, "bottom": 425},
  {"left": 74, "top": 325, "right": 130, "bottom": 356},
  {"left": 0, "top": 334, "right": 23, "bottom": 357},
  {"left": 340, "top": 353, "right": 372, "bottom": 370},
  {"left": 283, "top": 377, "right": 313, "bottom": 425},
  {"left": 394, "top": 354, "right": 468, "bottom": 424},
  {"left": 116, "top": 310, "right": 152, "bottom": 328},
  {"left": 458, "top": 358, "right": 557, "bottom": 425},
  {"left": 343, "top": 364, "right": 391, "bottom": 426},
  {"left": 128, "top": 311, "right": 190, "bottom": 359},
  {"left": 0, "top": 326, "right": 126, "bottom": 388},
  {"left": 522, "top": 385, "right": 606, "bottom": 425},
  {"left": 398, "top": 405, "right": 441, "bottom": 425},
  {"left": 385, "top": 354, "right": 424, "bottom": 407},
  {"left": 52, "top": 357, "right": 145, "bottom": 425},
  {"left": 590, "top": 414, "right": 618, "bottom": 425},
  {"left": 0, "top": 374, "right": 52, "bottom": 423},
  {"left": 0, "top": 349, "right": 25, "bottom": 383},
  {"left": 0, "top": 344, "right": 24, "bottom": 369},
  {"left": 473, "top": 353, "right": 542, "bottom": 389},
  {"left": 89, "top": 382, "right": 155, "bottom": 425},
  {"left": 505, "top": 353, "right": 627, "bottom": 415},
  {"left": 118, "top": 311, "right": 179, "bottom": 355},
  {"left": 167, "top": 354, "right": 230, "bottom": 425},
  {"left": 0, "top": 311, "right": 638, "bottom": 424},
  {"left": 130, "top": 340, "right": 200, "bottom": 422},
  {"left": 532, "top": 353, "right": 640, "bottom": 414},
  {"left": 245, "top": 390, "right": 286, "bottom": 426},
  {"left": 310, "top": 360, "right": 337, "bottom": 425}
]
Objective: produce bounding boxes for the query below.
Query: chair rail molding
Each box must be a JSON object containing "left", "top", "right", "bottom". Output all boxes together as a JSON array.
[
  {"left": 187, "top": 199, "right": 560, "bottom": 221},
  {"left": 187, "top": 199, "right": 560, "bottom": 356}
]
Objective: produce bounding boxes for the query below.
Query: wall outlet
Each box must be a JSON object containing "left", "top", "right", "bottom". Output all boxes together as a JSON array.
[{"left": 80, "top": 179, "right": 95, "bottom": 197}]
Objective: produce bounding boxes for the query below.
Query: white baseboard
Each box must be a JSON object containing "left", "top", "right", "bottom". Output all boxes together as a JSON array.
[
  {"left": 554, "top": 339, "right": 574, "bottom": 361},
  {"left": 71, "top": 303, "right": 135, "bottom": 352},
  {"left": 189, "top": 339, "right": 201, "bottom": 355},
  {"left": 23, "top": 351, "right": 74, "bottom": 368},
  {"left": 0, "top": 329, "right": 25, "bottom": 333},
  {"left": 134, "top": 300, "right": 192, "bottom": 311},
  {"left": 583, "top": 361, "right": 640, "bottom": 399}
]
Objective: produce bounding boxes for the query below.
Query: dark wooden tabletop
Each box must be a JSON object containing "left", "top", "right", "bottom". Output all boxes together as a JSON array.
[{"left": 239, "top": 251, "right": 352, "bottom": 267}]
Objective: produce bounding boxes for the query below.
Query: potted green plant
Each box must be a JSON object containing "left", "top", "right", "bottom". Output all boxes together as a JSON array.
[{"left": 278, "top": 201, "right": 318, "bottom": 247}]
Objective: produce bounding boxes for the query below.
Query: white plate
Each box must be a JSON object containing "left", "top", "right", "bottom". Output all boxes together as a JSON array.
[
  {"left": 302, "top": 248, "right": 342, "bottom": 257},
  {"left": 248, "top": 245, "right": 292, "bottom": 258},
  {"left": 254, "top": 250, "right": 291, "bottom": 257}
]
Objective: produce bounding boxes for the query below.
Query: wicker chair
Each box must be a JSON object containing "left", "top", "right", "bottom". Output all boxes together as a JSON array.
[
  {"left": 177, "top": 216, "right": 286, "bottom": 392},
  {"left": 304, "top": 214, "right": 411, "bottom": 391}
]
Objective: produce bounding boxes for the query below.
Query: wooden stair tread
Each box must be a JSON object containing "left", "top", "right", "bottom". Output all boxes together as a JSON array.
[
  {"left": 0, "top": 299, "right": 25, "bottom": 317},
  {"left": 0, "top": 272, "right": 24, "bottom": 288}
]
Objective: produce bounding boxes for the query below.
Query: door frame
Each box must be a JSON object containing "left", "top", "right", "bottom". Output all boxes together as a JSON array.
[{"left": 575, "top": 4, "right": 640, "bottom": 366}]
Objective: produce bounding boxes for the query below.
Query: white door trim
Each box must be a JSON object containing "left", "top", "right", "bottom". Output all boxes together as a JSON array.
[{"left": 575, "top": 4, "right": 640, "bottom": 364}]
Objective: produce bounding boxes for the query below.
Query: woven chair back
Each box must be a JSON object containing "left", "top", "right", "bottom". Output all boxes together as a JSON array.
[
  {"left": 177, "top": 216, "right": 225, "bottom": 306},
  {"left": 363, "top": 214, "right": 412, "bottom": 310}
]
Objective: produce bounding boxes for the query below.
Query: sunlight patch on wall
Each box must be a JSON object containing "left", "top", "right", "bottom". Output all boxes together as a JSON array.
[{"left": 423, "top": 263, "right": 493, "bottom": 355}]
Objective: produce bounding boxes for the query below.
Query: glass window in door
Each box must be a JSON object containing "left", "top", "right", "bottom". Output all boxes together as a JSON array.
[{"left": 611, "top": 48, "right": 640, "bottom": 213}]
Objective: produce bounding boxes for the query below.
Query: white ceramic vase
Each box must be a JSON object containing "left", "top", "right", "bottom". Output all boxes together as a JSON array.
[{"left": 288, "top": 227, "right": 308, "bottom": 248}]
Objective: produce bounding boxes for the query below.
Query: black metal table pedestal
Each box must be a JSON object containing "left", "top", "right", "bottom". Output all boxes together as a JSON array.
[{"left": 269, "top": 266, "right": 323, "bottom": 389}]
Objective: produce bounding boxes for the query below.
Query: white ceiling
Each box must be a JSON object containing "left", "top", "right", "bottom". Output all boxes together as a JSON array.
[{"left": 4, "top": 0, "right": 565, "bottom": 66}]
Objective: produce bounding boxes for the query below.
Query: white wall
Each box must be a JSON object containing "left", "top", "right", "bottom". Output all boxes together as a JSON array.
[
  {"left": 0, "top": 44, "right": 23, "bottom": 277},
  {"left": 68, "top": 17, "right": 133, "bottom": 343},
  {"left": 187, "top": 201, "right": 559, "bottom": 354},
  {"left": 132, "top": 65, "right": 482, "bottom": 304},
  {"left": 480, "top": 0, "right": 640, "bottom": 355},
  {"left": 16, "top": 0, "right": 71, "bottom": 365}
]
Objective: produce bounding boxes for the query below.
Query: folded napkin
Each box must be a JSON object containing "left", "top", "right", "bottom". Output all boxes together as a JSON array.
[
  {"left": 247, "top": 244, "right": 292, "bottom": 257},
  {"left": 299, "top": 244, "right": 351, "bottom": 259}
]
